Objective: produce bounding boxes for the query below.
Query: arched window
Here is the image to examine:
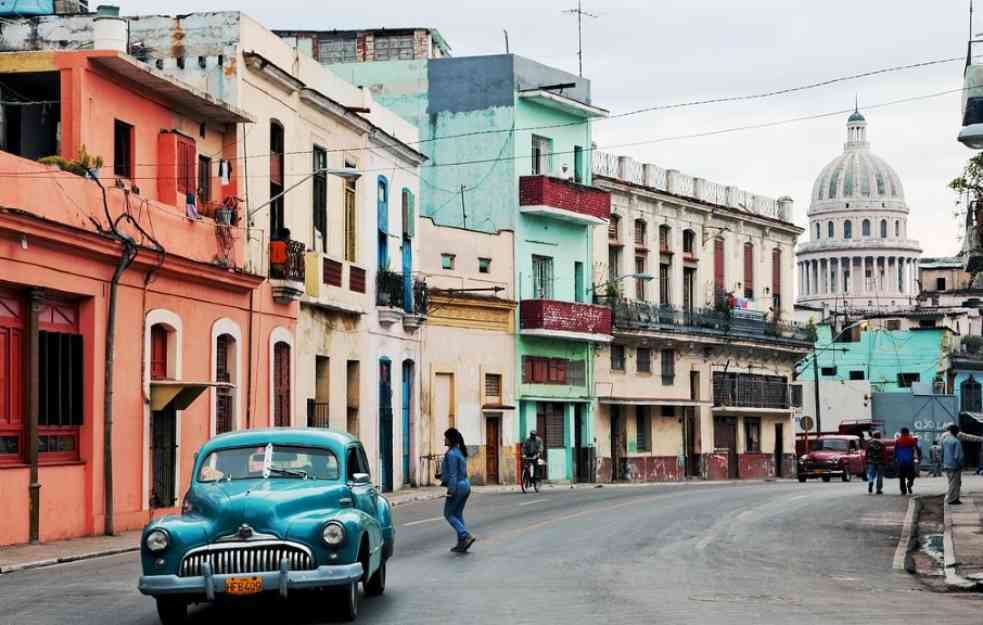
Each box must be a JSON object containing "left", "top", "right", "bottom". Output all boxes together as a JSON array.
[
  {"left": 743, "top": 242, "right": 754, "bottom": 299},
  {"left": 634, "top": 219, "right": 647, "bottom": 247},
  {"left": 895, "top": 220, "right": 900, "bottom": 237},
  {"left": 682, "top": 229, "right": 696, "bottom": 256},
  {"left": 273, "top": 341, "right": 291, "bottom": 427},
  {"left": 843, "top": 220, "right": 853, "bottom": 239},
  {"left": 815, "top": 223, "right": 820, "bottom": 239},
  {"left": 880, "top": 219, "right": 887, "bottom": 238},
  {"left": 215, "top": 334, "right": 236, "bottom": 434},
  {"left": 658, "top": 224, "right": 671, "bottom": 252},
  {"left": 827, "top": 221, "right": 834, "bottom": 239},
  {"left": 962, "top": 376, "right": 982, "bottom": 413},
  {"left": 862, "top": 219, "right": 871, "bottom": 237}
]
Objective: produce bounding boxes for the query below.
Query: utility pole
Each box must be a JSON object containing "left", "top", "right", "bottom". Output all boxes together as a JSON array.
[
  {"left": 811, "top": 351, "right": 822, "bottom": 434},
  {"left": 460, "top": 185, "right": 467, "bottom": 228},
  {"left": 563, "top": 0, "right": 597, "bottom": 77}
]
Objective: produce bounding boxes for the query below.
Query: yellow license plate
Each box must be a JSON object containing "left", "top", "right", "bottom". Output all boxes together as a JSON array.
[{"left": 225, "top": 576, "right": 262, "bottom": 595}]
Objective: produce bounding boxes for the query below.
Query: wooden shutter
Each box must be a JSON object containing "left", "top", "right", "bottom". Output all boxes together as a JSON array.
[
  {"left": 176, "top": 138, "right": 196, "bottom": 197},
  {"left": 402, "top": 189, "right": 415, "bottom": 238},
  {"left": 522, "top": 357, "right": 532, "bottom": 384},
  {"left": 714, "top": 238, "right": 725, "bottom": 293},
  {"left": 772, "top": 248, "right": 781, "bottom": 297},
  {"left": 274, "top": 342, "right": 290, "bottom": 426},
  {"left": 150, "top": 326, "right": 168, "bottom": 380},
  {"left": 532, "top": 358, "right": 548, "bottom": 384},
  {"left": 743, "top": 243, "right": 753, "bottom": 298}
]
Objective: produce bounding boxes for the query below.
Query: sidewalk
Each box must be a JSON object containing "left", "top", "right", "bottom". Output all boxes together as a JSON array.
[{"left": 943, "top": 489, "right": 983, "bottom": 590}]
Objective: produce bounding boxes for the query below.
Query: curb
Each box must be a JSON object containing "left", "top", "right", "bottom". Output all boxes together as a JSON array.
[
  {"left": 0, "top": 545, "right": 139, "bottom": 575},
  {"left": 942, "top": 499, "right": 979, "bottom": 590},
  {"left": 894, "top": 495, "right": 920, "bottom": 572}
]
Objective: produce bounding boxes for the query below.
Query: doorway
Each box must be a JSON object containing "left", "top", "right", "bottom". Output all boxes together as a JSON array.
[
  {"left": 713, "top": 416, "right": 738, "bottom": 479},
  {"left": 379, "top": 359, "right": 394, "bottom": 492},
  {"left": 684, "top": 408, "right": 700, "bottom": 477},
  {"left": 573, "top": 404, "right": 586, "bottom": 482},
  {"left": 774, "top": 423, "right": 784, "bottom": 478},
  {"left": 610, "top": 405, "right": 626, "bottom": 481},
  {"left": 485, "top": 413, "right": 500, "bottom": 484},
  {"left": 401, "top": 360, "right": 414, "bottom": 486},
  {"left": 150, "top": 406, "right": 177, "bottom": 508}
]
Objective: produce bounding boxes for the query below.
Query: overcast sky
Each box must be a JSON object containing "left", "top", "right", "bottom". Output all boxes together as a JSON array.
[{"left": 123, "top": 0, "right": 974, "bottom": 257}]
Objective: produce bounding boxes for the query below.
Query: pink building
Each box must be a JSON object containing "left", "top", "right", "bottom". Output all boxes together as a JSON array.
[{"left": 0, "top": 50, "right": 299, "bottom": 545}]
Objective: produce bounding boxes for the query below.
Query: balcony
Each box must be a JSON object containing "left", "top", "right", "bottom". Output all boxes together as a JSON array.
[
  {"left": 376, "top": 270, "right": 429, "bottom": 332},
  {"left": 269, "top": 239, "right": 306, "bottom": 304},
  {"left": 519, "top": 299, "right": 612, "bottom": 343},
  {"left": 610, "top": 300, "right": 813, "bottom": 347},
  {"left": 713, "top": 372, "right": 790, "bottom": 411},
  {"left": 519, "top": 175, "right": 611, "bottom": 225}
]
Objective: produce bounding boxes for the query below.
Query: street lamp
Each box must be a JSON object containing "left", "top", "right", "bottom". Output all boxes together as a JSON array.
[{"left": 589, "top": 272, "right": 654, "bottom": 296}]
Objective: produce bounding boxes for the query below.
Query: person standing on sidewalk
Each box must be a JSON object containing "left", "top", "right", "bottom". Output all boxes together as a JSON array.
[
  {"left": 441, "top": 427, "right": 476, "bottom": 553},
  {"left": 895, "top": 428, "right": 920, "bottom": 495},
  {"left": 942, "top": 424, "right": 965, "bottom": 505},
  {"left": 866, "top": 432, "right": 885, "bottom": 495}
]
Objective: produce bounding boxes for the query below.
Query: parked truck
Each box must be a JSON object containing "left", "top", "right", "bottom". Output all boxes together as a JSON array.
[{"left": 796, "top": 420, "right": 899, "bottom": 482}]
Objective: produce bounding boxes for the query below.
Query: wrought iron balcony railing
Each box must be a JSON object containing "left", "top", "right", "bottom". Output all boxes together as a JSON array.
[
  {"left": 269, "top": 239, "right": 306, "bottom": 282},
  {"left": 376, "top": 270, "right": 428, "bottom": 315},
  {"left": 713, "top": 372, "right": 790, "bottom": 410}
]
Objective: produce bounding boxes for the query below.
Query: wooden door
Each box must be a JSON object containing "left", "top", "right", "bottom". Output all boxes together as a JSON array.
[
  {"left": 485, "top": 414, "right": 500, "bottom": 484},
  {"left": 714, "top": 416, "right": 738, "bottom": 479},
  {"left": 150, "top": 325, "right": 168, "bottom": 380},
  {"left": 714, "top": 238, "right": 725, "bottom": 294},
  {"left": 610, "top": 405, "right": 626, "bottom": 481},
  {"left": 151, "top": 406, "right": 177, "bottom": 508},
  {"left": 774, "top": 423, "right": 784, "bottom": 478},
  {"left": 273, "top": 342, "right": 290, "bottom": 427}
]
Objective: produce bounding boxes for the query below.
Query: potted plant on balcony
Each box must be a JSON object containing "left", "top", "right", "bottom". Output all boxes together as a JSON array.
[{"left": 39, "top": 145, "right": 104, "bottom": 179}]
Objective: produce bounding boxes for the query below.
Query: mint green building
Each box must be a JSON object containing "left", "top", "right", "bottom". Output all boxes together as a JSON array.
[{"left": 312, "top": 37, "right": 612, "bottom": 482}]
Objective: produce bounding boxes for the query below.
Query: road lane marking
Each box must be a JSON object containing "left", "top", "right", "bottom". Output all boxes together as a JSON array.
[
  {"left": 736, "top": 510, "right": 754, "bottom": 521},
  {"left": 518, "top": 498, "right": 548, "bottom": 507},
  {"left": 787, "top": 495, "right": 808, "bottom": 501},
  {"left": 402, "top": 516, "right": 444, "bottom": 527}
]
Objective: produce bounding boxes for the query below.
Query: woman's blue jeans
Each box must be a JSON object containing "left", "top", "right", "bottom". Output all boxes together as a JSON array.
[{"left": 444, "top": 486, "right": 471, "bottom": 540}]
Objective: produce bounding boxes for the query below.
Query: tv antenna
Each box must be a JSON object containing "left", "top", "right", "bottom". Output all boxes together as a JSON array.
[{"left": 563, "top": 0, "right": 598, "bottom": 77}]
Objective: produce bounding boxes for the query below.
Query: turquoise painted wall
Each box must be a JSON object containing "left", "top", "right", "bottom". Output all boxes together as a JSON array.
[
  {"left": 513, "top": 98, "right": 593, "bottom": 184},
  {"left": 799, "top": 326, "right": 948, "bottom": 392}
]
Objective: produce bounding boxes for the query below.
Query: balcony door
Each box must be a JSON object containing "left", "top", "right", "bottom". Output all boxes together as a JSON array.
[{"left": 532, "top": 255, "right": 554, "bottom": 300}]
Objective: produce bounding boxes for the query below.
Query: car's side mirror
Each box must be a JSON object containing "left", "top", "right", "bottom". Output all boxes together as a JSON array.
[{"left": 350, "top": 473, "right": 371, "bottom": 486}]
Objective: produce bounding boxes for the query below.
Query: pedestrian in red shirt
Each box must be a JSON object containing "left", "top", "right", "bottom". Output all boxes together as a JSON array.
[{"left": 895, "top": 428, "right": 920, "bottom": 496}]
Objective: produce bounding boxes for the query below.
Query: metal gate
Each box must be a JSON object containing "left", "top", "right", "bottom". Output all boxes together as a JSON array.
[{"left": 151, "top": 407, "right": 177, "bottom": 508}]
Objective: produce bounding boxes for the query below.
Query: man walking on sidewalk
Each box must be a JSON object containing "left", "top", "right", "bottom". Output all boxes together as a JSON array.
[
  {"left": 895, "top": 428, "right": 920, "bottom": 495},
  {"left": 866, "top": 432, "right": 885, "bottom": 495},
  {"left": 942, "top": 424, "right": 965, "bottom": 505}
]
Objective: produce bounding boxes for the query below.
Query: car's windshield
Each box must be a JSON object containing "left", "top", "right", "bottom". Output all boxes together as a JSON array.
[
  {"left": 815, "top": 439, "right": 849, "bottom": 451},
  {"left": 197, "top": 444, "right": 340, "bottom": 482}
]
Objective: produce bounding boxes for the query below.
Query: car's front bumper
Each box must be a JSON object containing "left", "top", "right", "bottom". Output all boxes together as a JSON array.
[
  {"left": 798, "top": 466, "right": 844, "bottom": 478},
  {"left": 139, "top": 562, "right": 363, "bottom": 600}
]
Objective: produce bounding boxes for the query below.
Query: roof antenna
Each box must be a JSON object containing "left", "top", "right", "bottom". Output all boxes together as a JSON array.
[
  {"left": 854, "top": 94, "right": 859, "bottom": 114},
  {"left": 504, "top": 29, "right": 510, "bottom": 54}
]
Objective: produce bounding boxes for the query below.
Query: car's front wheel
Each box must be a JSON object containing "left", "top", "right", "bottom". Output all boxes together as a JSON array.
[
  {"left": 841, "top": 470, "right": 852, "bottom": 482},
  {"left": 365, "top": 560, "right": 386, "bottom": 596},
  {"left": 155, "top": 598, "right": 187, "bottom": 625},
  {"left": 797, "top": 476, "right": 807, "bottom": 483},
  {"left": 336, "top": 580, "right": 359, "bottom": 621}
]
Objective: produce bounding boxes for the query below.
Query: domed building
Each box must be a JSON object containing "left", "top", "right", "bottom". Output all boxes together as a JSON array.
[{"left": 796, "top": 110, "right": 922, "bottom": 313}]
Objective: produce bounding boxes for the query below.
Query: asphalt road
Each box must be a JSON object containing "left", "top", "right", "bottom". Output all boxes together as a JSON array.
[{"left": 1, "top": 478, "right": 980, "bottom": 625}]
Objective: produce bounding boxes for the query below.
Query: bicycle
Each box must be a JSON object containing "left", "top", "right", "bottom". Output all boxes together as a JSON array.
[{"left": 520, "top": 456, "right": 542, "bottom": 493}]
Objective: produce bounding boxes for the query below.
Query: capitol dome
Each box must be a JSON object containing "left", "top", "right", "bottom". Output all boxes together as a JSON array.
[{"left": 795, "top": 110, "right": 921, "bottom": 313}]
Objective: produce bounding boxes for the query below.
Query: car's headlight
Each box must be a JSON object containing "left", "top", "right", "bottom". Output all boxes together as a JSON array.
[
  {"left": 321, "top": 522, "right": 345, "bottom": 547},
  {"left": 799, "top": 455, "right": 809, "bottom": 463},
  {"left": 145, "top": 529, "right": 170, "bottom": 553}
]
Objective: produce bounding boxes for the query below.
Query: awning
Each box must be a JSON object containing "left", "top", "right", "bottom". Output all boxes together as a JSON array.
[
  {"left": 712, "top": 406, "right": 793, "bottom": 415},
  {"left": 482, "top": 404, "right": 516, "bottom": 411},
  {"left": 598, "top": 398, "right": 710, "bottom": 407},
  {"left": 150, "top": 381, "right": 231, "bottom": 411}
]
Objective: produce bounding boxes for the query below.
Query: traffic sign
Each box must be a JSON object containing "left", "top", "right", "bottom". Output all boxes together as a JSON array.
[{"left": 800, "top": 416, "right": 815, "bottom": 432}]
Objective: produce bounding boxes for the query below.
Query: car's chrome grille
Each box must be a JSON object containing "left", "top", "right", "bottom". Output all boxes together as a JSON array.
[{"left": 178, "top": 541, "right": 315, "bottom": 577}]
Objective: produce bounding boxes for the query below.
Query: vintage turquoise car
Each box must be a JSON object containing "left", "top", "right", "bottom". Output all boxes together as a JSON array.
[{"left": 138, "top": 429, "right": 393, "bottom": 623}]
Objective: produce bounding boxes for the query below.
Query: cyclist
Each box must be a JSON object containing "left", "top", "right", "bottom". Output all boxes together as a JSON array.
[{"left": 522, "top": 430, "right": 544, "bottom": 483}]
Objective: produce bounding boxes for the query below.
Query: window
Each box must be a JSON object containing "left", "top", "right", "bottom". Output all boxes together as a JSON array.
[
  {"left": 609, "top": 214, "right": 621, "bottom": 242},
  {"left": 661, "top": 349, "right": 675, "bottom": 384},
  {"left": 215, "top": 334, "right": 235, "bottom": 434},
  {"left": 441, "top": 254, "right": 456, "bottom": 270},
  {"left": 862, "top": 219, "right": 871, "bottom": 237},
  {"left": 547, "top": 359, "right": 568, "bottom": 384},
  {"left": 637, "top": 348, "right": 651, "bottom": 373},
  {"left": 895, "top": 220, "right": 900, "bottom": 237},
  {"left": 820, "top": 366, "right": 837, "bottom": 376},
  {"left": 659, "top": 265, "right": 670, "bottom": 305},
  {"left": 574, "top": 262, "right": 585, "bottom": 303},
  {"left": 608, "top": 246, "right": 622, "bottom": 283},
  {"left": 522, "top": 357, "right": 574, "bottom": 386},
  {"left": 176, "top": 137, "right": 195, "bottom": 199},
  {"left": 198, "top": 155, "right": 212, "bottom": 204},
  {"left": 880, "top": 219, "right": 887, "bottom": 238},
  {"left": 150, "top": 325, "right": 168, "bottom": 380},
  {"left": 38, "top": 330, "right": 83, "bottom": 460},
  {"left": 531, "top": 255, "right": 554, "bottom": 299},
  {"left": 269, "top": 121, "right": 285, "bottom": 237},
  {"left": 478, "top": 258, "right": 491, "bottom": 274},
  {"left": 573, "top": 145, "right": 585, "bottom": 183},
  {"left": 198, "top": 445, "right": 339, "bottom": 482},
  {"left": 611, "top": 345, "right": 626, "bottom": 371},
  {"left": 635, "top": 220, "right": 647, "bottom": 247},
  {"left": 346, "top": 360, "right": 359, "bottom": 436},
  {"left": 661, "top": 405, "right": 675, "bottom": 418},
  {"left": 790, "top": 384, "right": 803, "bottom": 407},
  {"left": 815, "top": 223, "right": 820, "bottom": 239},
  {"left": 897, "top": 373, "right": 920, "bottom": 388},
  {"left": 567, "top": 360, "right": 586, "bottom": 387},
  {"left": 683, "top": 267, "right": 695, "bottom": 312},
  {"left": 273, "top": 341, "right": 291, "bottom": 427},
  {"left": 828, "top": 221, "right": 834, "bottom": 238},
  {"left": 743, "top": 242, "right": 754, "bottom": 299},
  {"left": 485, "top": 373, "right": 502, "bottom": 404},
  {"left": 886, "top": 319, "right": 901, "bottom": 330},
  {"left": 683, "top": 229, "right": 695, "bottom": 255},
  {"left": 659, "top": 225, "right": 671, "bottom": 253},
  {"left": 344, "top": 161, "right": 357, "bottom": 262},
  {"left": 937, "top": 277, "right": 947, "bottom": 291},
  {"left": 635, "top": 256, "right": 647, "bottom": 301},
  {"left": 844, "top": 220, "right": 852, "bottom": 239},
  {"left": 962, "top": 377, "right": 982, "bottom": 412},
  {"left": 113, "top": 119, "right": 133, "bottom": 178},
  {"left": 312, "top": 147, "right": 327, "bottom": 252},
  {"left": 713, "top": 238, "right": 725, "bottom": 294},
  {"left": 531, "top": 135, "right": 553, "bottom": 175},
  {"left": 636, "top": 406, "right": 650, "bottom": 452},
  {"left": 377, "top": 177, "right": 389, "bottom": 269},
  {"left": 744, "top": 417, "right": 761, "bottom": 453},
  {"left": 849, "top": 370, "right": 865, "bottom": 381}
]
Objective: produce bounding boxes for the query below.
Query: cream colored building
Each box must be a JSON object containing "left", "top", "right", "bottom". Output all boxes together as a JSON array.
[
  {"left": 415, "top": 219, "right": 517, "bottom": 485},
  {"left": 590, "top": 152, "right": 811, "bottom": 481}
]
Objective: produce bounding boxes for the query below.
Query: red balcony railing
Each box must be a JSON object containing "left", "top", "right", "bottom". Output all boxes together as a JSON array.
[
  {"left": 519, "top": 175, "right": 611, "bottom": 223},
  {"left": 520, "top": 299, "right": 613, "bottom": 336}
]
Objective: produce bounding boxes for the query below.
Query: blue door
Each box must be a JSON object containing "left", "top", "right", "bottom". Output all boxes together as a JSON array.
[{"left": 401, "top": 360, "right": 414, "bottom": 485}]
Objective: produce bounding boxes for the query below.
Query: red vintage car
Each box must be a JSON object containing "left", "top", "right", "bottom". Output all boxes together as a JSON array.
[{"left": 797, "top": 435, "right": 866, "bottom": 482}]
